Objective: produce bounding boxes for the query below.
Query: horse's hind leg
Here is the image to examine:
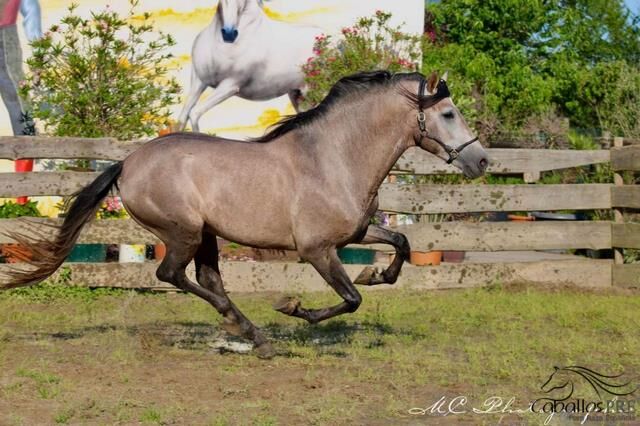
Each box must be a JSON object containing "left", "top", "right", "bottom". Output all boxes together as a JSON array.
[
  {"left": 155, "top": 235, "right": 272, "bottom": 358},
  {"left": 353, "top": 225, "right": 410, "bottom": 286},
  {"left": 288, "top": 89, "right": 303, "bottom": 112},
  {"left": 193, "top": 232, "right": 275, "bottom": 359}
]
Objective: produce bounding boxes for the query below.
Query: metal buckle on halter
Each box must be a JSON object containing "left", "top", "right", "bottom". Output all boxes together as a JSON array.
[
  {"left": 417, "top": 111, "right": 427, "bottom": 133},
  {"left": 447, "top": 149, "right": 459, "bottom": 164}
]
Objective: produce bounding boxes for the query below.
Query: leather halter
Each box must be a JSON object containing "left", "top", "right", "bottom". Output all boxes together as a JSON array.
[{"left": 417, "top": 78, "right": 479, "bottom": 164}]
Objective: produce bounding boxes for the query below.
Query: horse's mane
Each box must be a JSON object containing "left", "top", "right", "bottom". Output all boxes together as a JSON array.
[
  {"left": 561, "top": 366, "right": 637, "bottom": 397},
  {"left": 252, "top": 70, "right": 426, "bottom": 143}
]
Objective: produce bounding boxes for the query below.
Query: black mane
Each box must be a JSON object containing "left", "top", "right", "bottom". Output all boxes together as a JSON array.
[{"left": 253, "top": 70, "right": 428, "bottom": 143}]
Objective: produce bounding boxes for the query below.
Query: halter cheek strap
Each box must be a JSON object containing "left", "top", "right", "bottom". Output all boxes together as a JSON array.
[{"left": 417, "top": 78, "right": 479, "bottom": 164}]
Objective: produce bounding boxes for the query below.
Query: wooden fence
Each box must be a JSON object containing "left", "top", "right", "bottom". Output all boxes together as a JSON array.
[{"left": 0, "top": 136, "right": 639, "bottom": 291}]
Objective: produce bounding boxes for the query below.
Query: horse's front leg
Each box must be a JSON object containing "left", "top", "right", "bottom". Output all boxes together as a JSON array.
[
  {"left": 189, "top": 79, "right": 239, "bottom": 132},
  {"left": 353, "top": 225, "right": 410, "bottom": 286},
  {"left": 273, "top": 248, "right": 362, "bottom": 324},
  {"left": 176, "top": 68, "right": 207, "bottom": 131}
]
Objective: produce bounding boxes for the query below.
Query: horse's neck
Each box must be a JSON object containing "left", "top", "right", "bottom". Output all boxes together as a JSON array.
[{"left": 309, "top": 96, "right": 412, "bottom": 199}]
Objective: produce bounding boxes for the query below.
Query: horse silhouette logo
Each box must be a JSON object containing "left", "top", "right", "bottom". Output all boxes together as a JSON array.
[{"left": 540, "top": 365, "right": 637, "bottom": 401}]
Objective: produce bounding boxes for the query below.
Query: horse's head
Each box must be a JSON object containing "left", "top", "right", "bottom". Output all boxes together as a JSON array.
[
  {"left": 217, "top": 0, "right": 262, "bottom": 43},
  {"left": 541, "top": 366, "right": 573, "bottom": 395},
  {"left": 541, "top": 365, "right": 637, "bottom": 400},
  {"left": 407, "top": 72, "right": 488, "bottom": 179}
]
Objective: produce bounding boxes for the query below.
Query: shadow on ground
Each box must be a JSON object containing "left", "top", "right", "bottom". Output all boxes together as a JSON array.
[{"left": 3, "top": 318, "right": 426, "bottom": 357}]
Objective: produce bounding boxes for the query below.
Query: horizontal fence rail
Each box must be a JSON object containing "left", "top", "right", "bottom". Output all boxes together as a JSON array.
[
  {"left": 2, "top": 219, "right": 638, "bottom": 252},
  {"left": 611, "top": 145, "right": 640, "bottom": 171},
  {"left": 0, "top": 176, "right": 628, "bottom": 213},
  {"left": 0, "top": 136, "right": 618, "bottom": 174},
  {"left": 0, "top": 136, "right": 638, "bottom": 290},
  {"left": 0, "top": 136, "right": 143, "bottom": 160},
  {"left": 394, "top": 147, "right": 610, "bottom": 176},
  {"left": 378, "top": 183, "right": 614, "bottom": 213},
  {"left": 0, "top": 259, "right": 628, "bottom": 291}
]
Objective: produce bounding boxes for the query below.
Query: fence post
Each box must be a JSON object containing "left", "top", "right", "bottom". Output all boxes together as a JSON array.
[
  {"left": 601, "top": 131, "right": 611, "bottom": 149},
  {"left": 613, "top": 136, "right": 624, "bottom": 264}
]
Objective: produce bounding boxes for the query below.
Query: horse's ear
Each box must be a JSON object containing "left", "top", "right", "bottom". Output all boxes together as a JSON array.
[
  {"left": 426, "top": 71, "right": 439, "bottom": 94},
  {"left": 442, "top": 71, "right": 449, "bottom": 82}
]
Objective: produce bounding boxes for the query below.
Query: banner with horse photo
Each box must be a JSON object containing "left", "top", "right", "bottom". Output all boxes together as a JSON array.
[{"left": 0, "top": 0, "right": 425, "bottom": 140}]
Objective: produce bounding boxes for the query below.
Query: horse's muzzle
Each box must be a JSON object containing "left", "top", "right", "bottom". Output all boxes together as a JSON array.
[{"left": 221, "top": 27, "right": 239, "bottom": 43}]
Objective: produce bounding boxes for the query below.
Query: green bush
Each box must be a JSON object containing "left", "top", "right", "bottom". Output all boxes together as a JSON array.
[
  {"left": 301, "top": 11, "right": 423, "bottom": 108},
  {"left": 20, "top": 0, "right": 181, "bottom": 140},
  {"left": 587, "top": 61, "right": 640, "bottom": 139},
  {"left": 425, "top": 0, "right": 640, "bottom": 140},
  {"left": 0, "top": 200, "right": 42, "bottom": 218}
]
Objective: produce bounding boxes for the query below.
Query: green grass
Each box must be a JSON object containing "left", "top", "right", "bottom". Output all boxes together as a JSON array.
[{"left": 0, "top": 283, "right": 638, "bottom": 425}]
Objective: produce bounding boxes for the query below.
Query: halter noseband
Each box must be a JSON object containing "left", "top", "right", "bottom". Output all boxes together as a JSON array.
[{"left": 417, "top": 78, "right": 479, "bottom": 164}]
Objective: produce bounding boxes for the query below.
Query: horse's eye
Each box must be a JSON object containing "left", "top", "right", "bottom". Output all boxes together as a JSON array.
[{"left": 442, "top": 110, "right": 455, "bottom": 120}]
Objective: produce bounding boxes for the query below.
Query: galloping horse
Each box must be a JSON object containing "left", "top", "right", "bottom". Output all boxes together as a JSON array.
[
  {"left": 177, "top": 0, "right": 320, "bottom": 132},
  {"left": 3, "top": 71, "right": 488, "bottom": 358}
]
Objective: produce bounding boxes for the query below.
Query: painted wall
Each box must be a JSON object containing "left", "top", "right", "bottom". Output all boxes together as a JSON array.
[{"left": 2, "top": 0, "right": 424, "bottom": 137}]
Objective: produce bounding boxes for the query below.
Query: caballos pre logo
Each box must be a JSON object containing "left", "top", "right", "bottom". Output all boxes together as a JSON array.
[
  {"left": 407, "top": 365, "right": 637, "bottom": 423},
  {"left": 533, "top": 365, "right": 638, "bottom": 423}
]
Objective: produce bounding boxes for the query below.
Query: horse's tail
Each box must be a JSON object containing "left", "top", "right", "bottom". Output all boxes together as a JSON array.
[{"left": 1, "top": 162, "right": 123, "bottom": 289}]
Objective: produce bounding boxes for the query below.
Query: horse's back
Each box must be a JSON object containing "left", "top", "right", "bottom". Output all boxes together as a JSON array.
[{"left": 119, "top": 132, "right": 298, "bottom": 248}]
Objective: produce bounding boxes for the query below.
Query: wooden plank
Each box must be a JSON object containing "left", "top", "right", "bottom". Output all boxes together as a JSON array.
[
  {"left": 394, "top": 147, "right": 610, "bottom": 175},
  {"left": 0, "top": 218, "right": 612, "bottom": 251},
  {"left": 611, "top": 145, "right": 640, "bottom": 171},
  {"left": 612, "top": 264, "right": 640, "bottom": 288},
  {"left": 389, "top": 221, "right": 612, "bottom": 251},
  {"left": 612, "top": 223, "right": 640, "bottom": 248},
  {"left": 611, "top": 186, "right": 640, "bottom": 209},
  {"left": 1, "top": 175, "right": 615, "bottom": 213},
  {"left": 1, "top": 137, "right": 610, "bottom": 175},
  {"left": 378, "top": 183, "right": 612, "bottom": 214},
  {"left": 0, "top": 218, "right": 159, "bottom": 245},
  {"left": 0, "top": 136, "right": 144, "bottom": 160},
  {"left": 0, "top": 259, "right": 612, "bottom": 291},
  {"left": 0, "top": 171, "right": 100, "bottom": 197}
]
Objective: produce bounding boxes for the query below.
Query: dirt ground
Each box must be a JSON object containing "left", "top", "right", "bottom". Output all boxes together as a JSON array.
[{"left": 1, "top": 285, "right": 638, "bottom": 425}]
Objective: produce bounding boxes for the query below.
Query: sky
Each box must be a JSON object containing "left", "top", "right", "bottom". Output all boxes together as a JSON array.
[{"left": 625, "top": 0, "right": 639, "bottom": 15}]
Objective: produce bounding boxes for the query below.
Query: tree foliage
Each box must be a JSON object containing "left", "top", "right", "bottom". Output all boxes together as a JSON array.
[
  {"left": 301, "top": 11, "right": 423, "bottom": 108},
  {"left": 20, "top": 1, "right": 181, "bottom": 140},
  {"left": 426, "top": 0, "right": 640, "bottom": 140}
]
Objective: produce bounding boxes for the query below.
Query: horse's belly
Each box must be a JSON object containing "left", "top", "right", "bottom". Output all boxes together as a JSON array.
[
  {"left": 206, "top": 209, "right": 295, "bottom": 250},
  {"left": 238, "top": 74, "right": 302, "bottom": 100}
]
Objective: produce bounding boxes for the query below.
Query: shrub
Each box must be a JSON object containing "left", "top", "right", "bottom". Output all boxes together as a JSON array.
[
  {"left": 20, "top": 0, "right": 181, "bottom": 140},
  {"left": 301, "top": 11, "right": 423, "bottom": 108},
  {"left": 0, "top": 201, "right": 42, "bottom": 218},
  {"left": 590, "top": 62, "right": 640, "bottom": 139}
]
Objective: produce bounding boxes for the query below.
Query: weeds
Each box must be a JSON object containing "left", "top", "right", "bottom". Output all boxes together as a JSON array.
[{"left": 0, "top": 287, "right": 638, "bottom": 424}]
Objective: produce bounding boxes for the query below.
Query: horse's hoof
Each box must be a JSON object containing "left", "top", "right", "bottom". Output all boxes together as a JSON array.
[
  {"left": 255, "top": 342, "right": 276, "bottom": 359},
  {"left": 209, "top": 338, "right": 253, "bottom": 354},
  {"left": 273, "top": 296, "right": 301, "bottom": 315},
  {"left": 221, "top": 317, "right": 243, "bottom": 336},
  {"left": 354, "top": 266, "right": 378, "bottom": 285}
]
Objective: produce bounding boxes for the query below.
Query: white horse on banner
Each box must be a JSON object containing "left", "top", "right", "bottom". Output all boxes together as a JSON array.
[{"left": 177, "top": 0, "right": 321, "bottom": 132}]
